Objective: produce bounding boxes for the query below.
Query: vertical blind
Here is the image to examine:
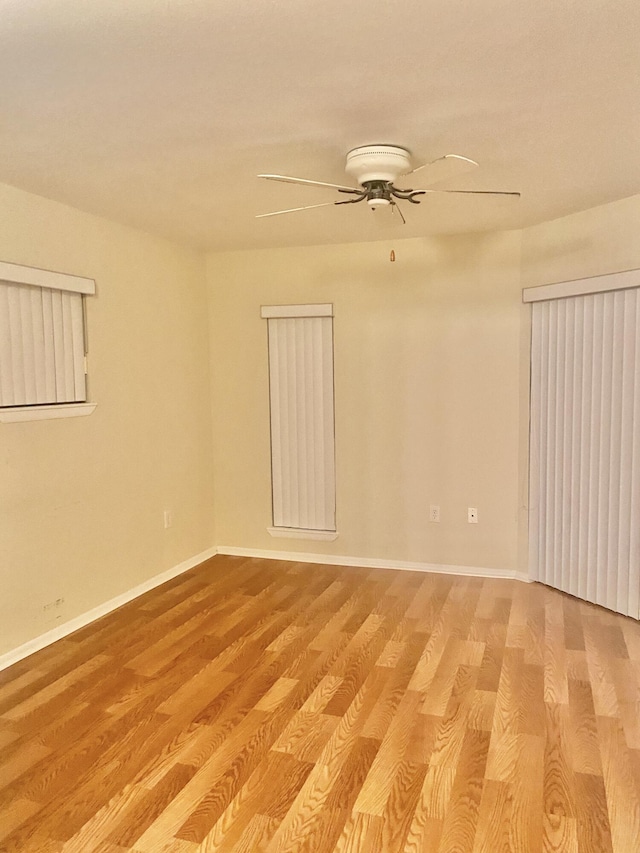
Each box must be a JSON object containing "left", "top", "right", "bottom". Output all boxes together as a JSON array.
[
  {"left": 0, "top": 281, "right": 86, "bottom": 407},
  {"left": 529, "top": 287, "right": 640, "bottom": 618},
  {"left": 262, "top": 304, "right": 336, "bottom": 532}
]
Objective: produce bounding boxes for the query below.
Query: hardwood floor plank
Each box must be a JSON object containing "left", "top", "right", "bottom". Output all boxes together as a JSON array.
[
  {"left": 567, "top": 678, "right": 602, "bottom": 775},
  {"left": 596, "top": 715, "right": 640, "bottom": 852},
  {"left": 428, "top": 664, "right": 479, "bottom": 768},
  {"left": 543, "top": 702, "right": 576, "bottom": 818},
  {"left": 183, "top": 750, "right": 287, "bottom": 853},
  {"left": 325, "top": 736, "right": 380, "bottom": 811},
  {"left": 0, "top": 740, "right": 51, "bottom": 790},
  {"left": 573, "top": 771, "right": 614, "bottom": 853},
  {"left": 467, "top": 690, "right": 497, "bottom": 733},
  {"left": 471, "top": 778, "right": 512, "bottom": 853},
  {"left": 360, "top": 631, "right": 428, "bottom": 741},
  {"left": 331, "top": 811, "right": 383, "bottom": 853},
  {"left": 379, "top": 759, "right": 426, "bottom": 853},
  {"left": 542, "top": 812, "right": 578, "bottom": 853},
  {"left": 109, "top": 764, "right": 198, "bottom": 848},
  {"left": 508, "top": 728, "right": 543, "bottom": 853},
  {"left": 416, "top": 764, "right": 457, "bottom": 820},
  {"left": 352, "top": 691, "right": 421, "bottom": 816},
  {"left": 222, "top": 813, "right": 279, "bottom": 853},
  {"left": 0, "top": 797, "right": 41, "bottom": 843},
  {"left": 437, "top": 728, "right": 490, "bottom": 853}
]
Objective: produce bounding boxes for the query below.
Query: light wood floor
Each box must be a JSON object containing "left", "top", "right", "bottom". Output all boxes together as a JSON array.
[{"left": 1, "top": 556, "right": 639, "bottom": 852}]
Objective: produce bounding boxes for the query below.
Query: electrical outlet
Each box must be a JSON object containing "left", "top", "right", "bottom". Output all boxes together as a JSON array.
[
  {"left": 468, "top": 507, "right": 478, "bottom": 523},
  {"left": 429, "top": 505, "right": 440, "bottom": 523},
  {"left": 163, "top": 510, "right": 173, "bottom": 529}
]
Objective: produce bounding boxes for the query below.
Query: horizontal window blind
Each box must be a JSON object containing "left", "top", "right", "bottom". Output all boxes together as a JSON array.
[
  {"left": 263, "top": 305, "right": 336, "bottom": 532},
  {"left": 0, "top": 281, "right": 87, "bottom": 407},
  {"left": 529, "top": 286, "right": 640, "bottom": 618}
]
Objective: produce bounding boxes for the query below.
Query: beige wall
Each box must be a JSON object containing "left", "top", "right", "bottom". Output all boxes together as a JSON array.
[
  {"left": 522, "top": 194, "right": 640, "bottom": 286},
  {"left": 208, "top": 232, "right": 527, "bottom": 573},
  {"left": 0, "top": 182, "right": 215, "bottom": 655}
]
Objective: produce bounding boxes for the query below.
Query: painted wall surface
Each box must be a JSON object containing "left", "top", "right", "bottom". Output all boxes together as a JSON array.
[
  {"left": 208, "top": 232, "right": 526, "bottom": 573},
  {"left": 522, "top": 194, "right": 640, "bottom": 287},
  {"left": 0, "top": 182, "right": 215, "bottom": 655}
]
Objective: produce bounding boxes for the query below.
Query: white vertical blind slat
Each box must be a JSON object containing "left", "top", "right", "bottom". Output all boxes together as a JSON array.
[
  {"left": 555, "top": 298, "right": 568, "bottom": 592},
  {"left": 596, "top": 293, "right": 614, "bottom": 606},
  {"left": 535, "top": 301, "right": 549, "bottom": 582},
  {"left": 0, "top": 284, "right": 15, "bottom": 406},
  {"left": 530, "top": 286, "right": 640, "bottom": 618},
  {"left": 70, "top": 294, "right": 86, "bottom": 401},
  {"left": 41, "top": 288, "right": 57, "bottom": 402},
  {"left": 19, "top": 285, "right": 37, "bottom": 404},
  {"left": 545, "top": 300, "right": 558, "bottom": 587},
  {"left": 607, "top": 293, "right": 624, "bottom": 609},
  {"left": 529, "top": 303, "right": 541, "bottom": 581},
  {"left": 297, "top": 319, "right": 309, "bottom": 527},
  {"left": 304, "top": 318, "right": 317, "bottom": 528},
  {"left": 8, "top": 285, "right": 26, "bottom": 404},
  {"left": 280, "top": 320, "right": 300, "bottom": 527},
  {"left": 567, "top": 296, "right": 583, "bottom": 597},
  {"left": 321, "top": 318, "right": 336, "bottom": 527},
  {"left": 59, "top": 291, "right": 76, "bottom": 402},
  {"left": 30, "top": 286, "right": 47, "bottom": 401},
  {"left": 269, "top": 321, "right": 284, "bottom": 527},
  {"left": 51, "top": 290, "right": 67, "bottom": 401},
  {"left": 585, "top": 295, "right": 603, "bottom": 605},
  {"left": 267, "top": 313, "right": 336, "bottom": 532},
  {"left": 577, "top": 297, "right": 594, "bottom": 602}
]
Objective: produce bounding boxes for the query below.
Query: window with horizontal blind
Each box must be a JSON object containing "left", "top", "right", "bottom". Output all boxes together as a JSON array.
[
  {"left": 0, "top": 260, "right": 95, "bottom": 418},
  {"left": 261, "top": 303, "right": 337, "bottom": 540}
]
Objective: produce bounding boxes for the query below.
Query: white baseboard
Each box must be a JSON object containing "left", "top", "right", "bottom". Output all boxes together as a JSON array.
[
  {"left": 0, "top": 546, "right": 218, "bottom": 672},
  {"left": 216, "top": 545, "right": 530, "bottom": 583}
]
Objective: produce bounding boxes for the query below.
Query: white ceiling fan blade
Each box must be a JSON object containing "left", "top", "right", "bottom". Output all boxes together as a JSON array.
[
  {"left": 417, "top": 188, "right": 520, "bottom": 197},
  {"left": 258, "top": 174, "right": 360, "bottom": 192},
  {"left": 256, "top": 202, "right": 338, "bottom": 218},
  {"left": 405, "top": 154, "right": 479, "bottom": 183}
]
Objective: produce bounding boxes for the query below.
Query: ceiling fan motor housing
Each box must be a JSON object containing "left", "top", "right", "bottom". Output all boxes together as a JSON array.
[{"left": 345, "top": 145, "right": 412, "bottom": 185}]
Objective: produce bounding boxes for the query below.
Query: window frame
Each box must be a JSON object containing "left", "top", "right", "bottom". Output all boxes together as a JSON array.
[
  {"left": 261, "top": 303, "right": 338, "bottom": 540},
  {"left": 0, "top": 260, "right": 96, "bottom": 423}
]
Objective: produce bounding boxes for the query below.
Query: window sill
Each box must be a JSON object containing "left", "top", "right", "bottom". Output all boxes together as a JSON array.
[
  {"left": 267, "top": 527, "right": 339, "bottom": 541},
  {"left": 0, "top": 403, "right": 96, "bottom": 423}
]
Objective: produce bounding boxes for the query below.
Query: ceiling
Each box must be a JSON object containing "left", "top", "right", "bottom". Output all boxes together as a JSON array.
[{"left": 1, "top": 0, "right": 639, "bottom": 252}]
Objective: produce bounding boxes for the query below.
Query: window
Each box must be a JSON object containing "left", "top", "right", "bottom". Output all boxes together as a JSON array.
[
  {"left": 261, "top": 303, "right": 337, "bottom": 540},
  {"left": 0, "top": 260, "right": 95, "bottom": 422}
]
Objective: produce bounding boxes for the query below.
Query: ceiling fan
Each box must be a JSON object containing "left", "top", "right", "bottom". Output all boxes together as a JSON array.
[{"left": 257, "top": 145, "right": 520, "bottom": 224}]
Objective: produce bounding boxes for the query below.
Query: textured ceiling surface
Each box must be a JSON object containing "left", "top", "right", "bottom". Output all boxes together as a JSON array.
[{"left": 1, "top": 0, "right": 639, "bottom": 251}]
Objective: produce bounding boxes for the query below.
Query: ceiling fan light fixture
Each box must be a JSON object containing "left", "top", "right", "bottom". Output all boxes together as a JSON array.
[
  {"left": 345, "top": 145, "right": 412, "bottom": 185},
  {"left": 368, "top": 198, "right": 391, "bottom": 208}
]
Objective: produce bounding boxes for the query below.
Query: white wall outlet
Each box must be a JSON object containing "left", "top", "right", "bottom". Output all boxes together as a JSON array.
[
  {"left": 429, "top": 505, "right": 441, "bottom": 523},
  {"left": 163, "top": 509, "right": 173, "bottom": 529},
  {"left": 468, "top": 507, "right": 478, "bottom": 523}
]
